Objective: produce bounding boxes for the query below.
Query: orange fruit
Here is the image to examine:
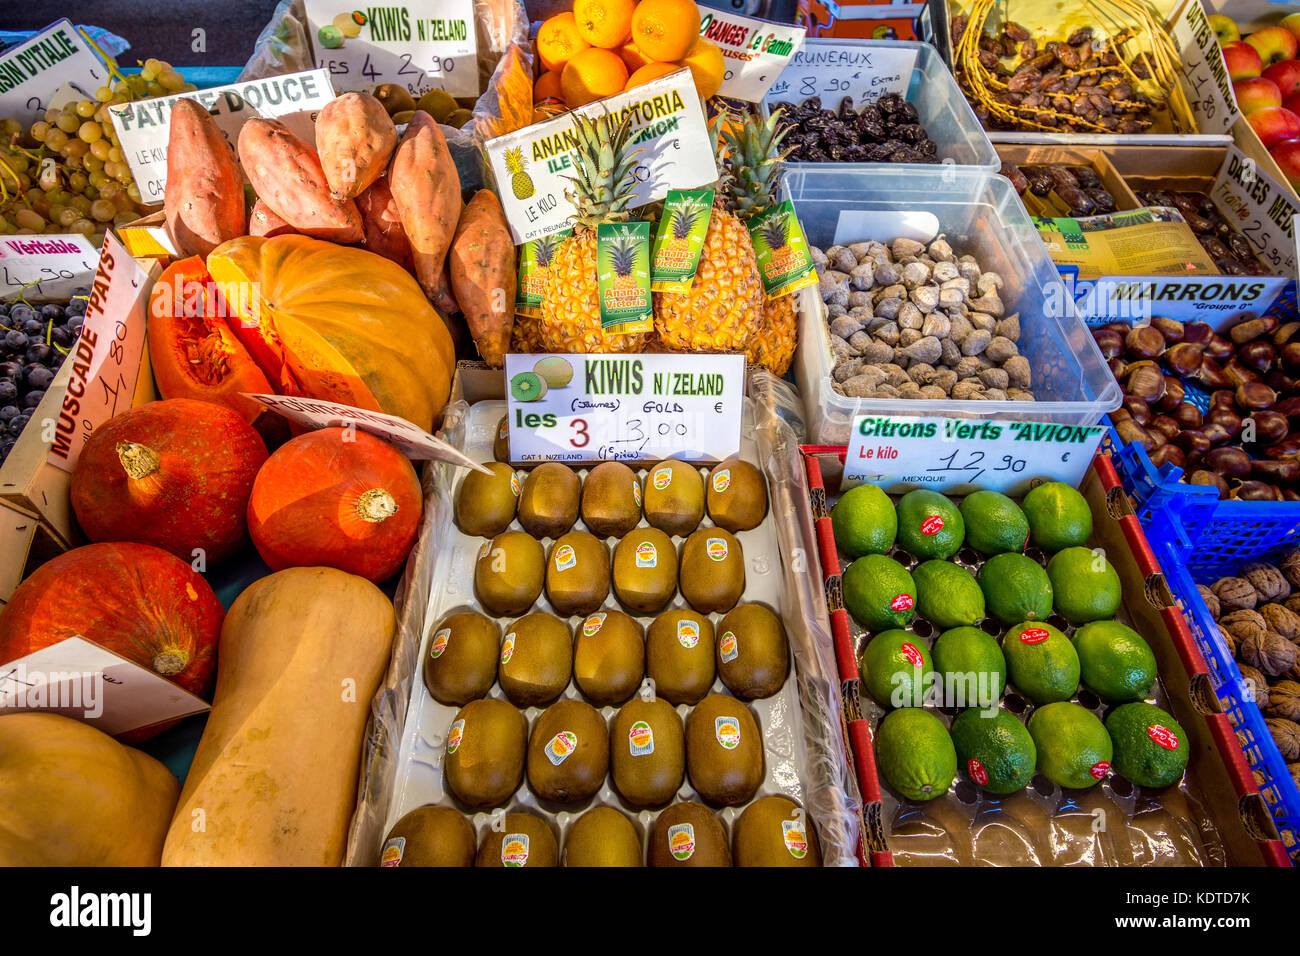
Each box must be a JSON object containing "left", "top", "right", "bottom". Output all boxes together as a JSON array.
[
  {"left": 573, "top": 0, "right": 636, "bottom": 50},
  {"left": 561, "top": 48, "right": 629, "bottom": 107},
  {"left": 538, "top": 13, "right": 591, "bottom": 73},
  {"left": 535, "top": 70, "right": 565, "bottom": 104},
  {"left": 630, "top": 0, "right": 701, "bottom": 63},
  {"left": 680, "top": 36, "right": 725, "bottom": 99},
  {"left": 626, "top": 61, "right": 681, "bottom": 89},
  {"left": 618, "top": 42, "right": 654, "bottom": 73}
]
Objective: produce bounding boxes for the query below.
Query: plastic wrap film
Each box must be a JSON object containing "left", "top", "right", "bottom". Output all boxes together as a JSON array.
[
  {"left": 237, "top": 0, "right": 534, "bottom": 191},
  {"left": 344, "top": 400, "right": 469, "bottom": 867},
  {"left": 750, "top": 374, "right": 862, "bottom": 864}
]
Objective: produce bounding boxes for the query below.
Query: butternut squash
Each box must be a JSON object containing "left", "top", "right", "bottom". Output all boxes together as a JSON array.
[
  {"left": 0, "top": 713, "right": 179, "bottom": 866},
  {"left": 161, "top": 567, "right": 395, "bottom": 866}
]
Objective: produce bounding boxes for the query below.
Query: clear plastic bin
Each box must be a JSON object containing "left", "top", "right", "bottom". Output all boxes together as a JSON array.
[
  {"left": 764, "top": 39, "right": 998, "bottom": 176},
  {"left": 788, "top": 166, "right": 1123, "bottom": 444}
]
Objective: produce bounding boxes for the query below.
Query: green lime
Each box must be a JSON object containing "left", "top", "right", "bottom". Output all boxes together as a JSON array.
[
  {"left": 895, "top": 490, "right": 964, "bottom": 559},
  {"left": 843, "top": 554, "right": 916, "bottom": 632},
  {"left": 1022, "top": 482, "right": 1092, "bottom": 553},
  {"left": 1028, "top": 702, "right": 1113, "bottom": 789},
  {"left": 978, "top": 553, "right": 1053, "bottom": 625},
  {"left": 858, "top": 628, "right": 933, "bottom": 708},
  {"left": 1047, "top": 546, "right": 1121, "bottom": 624},
  {"left": 1002, "top": 621, "right": 1079, "bottom": 704},
  {"left": 832, "top": 484, "right": 897, "bottom": 558},
  {"left": 874, "top": 708, "right": 956, "bottom": 802},
  {"left": 950, "top": 708, "right": 1036, "bottom": 794},
  {"left": 932, "top": 626, "right": 1006, "bottom": 708},
  {"left": 959, "top": 490, "right": 1029, "bottom": 555},
  {"left": 1072, "top": 620, "right": 1157, "bottom": 703},
  {"left": 1105, "top": 702, "right": 1189, "bottom": 788},
  {"left": 913, "top": 559, "right": 985, "bottom": 630}
]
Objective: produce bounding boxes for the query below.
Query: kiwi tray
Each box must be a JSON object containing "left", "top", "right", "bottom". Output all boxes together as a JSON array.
[{"left": 359, "top": 399, "right": 856, "bottom": 866}]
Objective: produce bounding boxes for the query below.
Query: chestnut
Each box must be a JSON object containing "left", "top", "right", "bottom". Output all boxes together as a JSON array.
[
  {"left": 1188, "top": 470, "right": 1229, "bottom": 498},
  {"left": 1275, "top": 396, "right": 1300, "bottom": 423},
  {"left": 1193, "top": 357, "right": 1232, "bottom": 390},
  {"left": 1239, "top": 340, "right": 1278, "bottom": 374},
  {"left": 1205, "top": 334, "right": 1234, "bottom": 361},
  {"left": 1206, "top": 445, "right": 1252, "bottom": 478},
  {"left": 1205, "top": 408, "right": 1243, "bottom": 439},
  {"left": 1210, "top": 389, "right": 1237, "bottom": 411},
  {"left": 1236, "top": 381, "right": 1277, "bottom": 412},
  {"left": 1148, "top": 414, "right": 1180, "bottom": 441},
  {"left": 1108, "top": 357, "right": 1128, "bottom": 379},
  {"left": 1158, "top": 377, "right": 1185, "bottom": 412},
  {"left": 1115, "top": 419, "right": 1156, "bottom": 451},
  {"left": 1281, "top": 342, "right": 1300, "bottom": 369},
  {"left": 1092, "top": 328, "right": 1124, "bottom": 359},
  {"left": 1150, "top": 444, "right": 1186, "bottom": 470},
  {"left": 1274, "top": 321, "right": 1300, "bottom": 347},
  {"left": 1254, "top": 458, "right": 1300, "bottom": 483},
  {"left": 1246, "top": 409, "right": 1289, "bottom": 445},
  {"left": 1231, "top": 480, "right": 1281, "bottom": 501},
  {"left": 1163, "top": 342, "right": 1204, "bottom": 376},
  {"left": 1125, "top": 325, "right": 1165, "bottom": 360},
  {"left": 1266, "top": 371, "right": 1297, "bottom": 394},
  {"left": 1105, "top": 321, "right": 1133, "bottom": 337},
  {"left": 1126, "top": 363, "right": 1167, "bottom": 402},
  {"left": 1200, "top": 421, "right": 1234, "bottom": 446},
  {"left": 1150, "top": 316, "right": 1184, "bottom": 343},
  {"left": 1122, "top": 394, "right": 1152, "bottom": 424},
  {"left": 1173, "top": 429, "right": 1212, "bottom": 459},
  {"left": 1172, "top": 402, "right": 1203, "bottom": 429},
  {"left": 1266, "top": 436, "right": 1300, "bottom": 460},
  {"left": 1286, "top": 489, "right": 1300, "bottom": 502},
  {"left": 1223, "top": 357, "right": 1261, "bottom": 387},
  {"left": 1229, "top": 315, "right": 1278, "bottom": 345},
  {"left": 1183, "top": 322, "right": 1214, "bottom": 346}
]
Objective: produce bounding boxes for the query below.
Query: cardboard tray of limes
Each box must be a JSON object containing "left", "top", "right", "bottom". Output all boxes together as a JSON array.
[
  {"left": 799, "top": 445, "right": 1287, "bottom": 866},
  {"left": 341, "top": 395, "right": 859, "bottom": 867}
]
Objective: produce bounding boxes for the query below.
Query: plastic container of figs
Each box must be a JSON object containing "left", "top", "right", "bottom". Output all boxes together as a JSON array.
[
  {"left": 361, "top": 398, "right": 859, "bottom": 866},
  {"left": 787, "top": 166, "right": 1122, "bottom": 445},
  {"left": 763, "top": 39, "right": 999, "bottom": 177}
]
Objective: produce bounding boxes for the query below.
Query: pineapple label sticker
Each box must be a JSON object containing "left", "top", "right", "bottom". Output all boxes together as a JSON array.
[
  {"left": 748, "top": 199, "right": 817, "bottom": 298},
  {"left": 503, "top": 353, "right": 744, "bottom": 463},
  {"left": 304, "top": 0, "right": 478, "bottom": 98},
  {"left": 515, "top": 228, "right": 572, "bottom": 318},
  {"left": 597, "top": 221, "right": 652, "bottom": 333},
  {"left": 485, "top": 70, "right": 717, "bottom": 244},
  {"left": 651, "top": 190, "right": 713, "bottom": 293}
]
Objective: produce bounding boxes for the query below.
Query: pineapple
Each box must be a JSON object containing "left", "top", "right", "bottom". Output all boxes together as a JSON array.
[
  {"left": 539, "top": 111, "right": 650, "bottom": 354},
  {"left": 653, "top": 112, "right": 765, "bottom": 355},
  {"left": 505, "top": 147, "right": 534, "bottom": 200}
]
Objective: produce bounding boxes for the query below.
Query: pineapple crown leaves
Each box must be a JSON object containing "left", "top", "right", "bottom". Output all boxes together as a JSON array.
[
  {"left": 533, "top": 233, "right": 558, "bottom": 268},
  {"left": 707, "top": 110, "right": 736, "bottom": 203},
  {"left": 759, "top": 211, "right": 789, "bottom": 249},
  {"left": 561, "top": 110, "right": 643, "bottom": 232},
  {"left": 604, "top": 226, "right": 641, "bottom": 276},
  {"left": 669, "top": 196, "right": 707, "bottom": 239},
  {"left": 723, "top": 108, "right": 795, "bottom": 219}
]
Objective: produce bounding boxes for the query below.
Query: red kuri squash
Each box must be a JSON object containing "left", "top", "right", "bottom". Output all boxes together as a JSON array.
[
  {"left": 70, "top": 398, "right": 268, "bottom": 564},
  {"left": 247, "top": 428, "right": 422, "bottom": 582},
  {"left": 0, "top": 542, "right": 224, "bottom": 707}
]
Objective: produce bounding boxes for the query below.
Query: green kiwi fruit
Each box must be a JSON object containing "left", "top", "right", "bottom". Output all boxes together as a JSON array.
[
  {"left": 643, "top": 459, "right": 705, "bottom": 536},
  {"left": 474, "top": 530, "right": 544, "bottom": 616},
  {"left": 415, "top": 88, "right": 457, "bottom": 122},
  {"left": 444, "top": 698, "right": 527, "bottom": 808},
  {"left": 610, "top": 695, "right": 685, "bottom": 807},
  {"left": 380, "top": 805, "right": 476, "bottom": 867},
  {"left": 733, "top": 796, "right": 822, "bottom": 867},
  {"left": 518, "top": 462, "right": 581, "bottom": 539},
  {"left": 685, "top": 693, "right": 764, "bottom": 806},
  {"left": 648, "top": 801, "right": 731, "bottom": 867},
  {"left": 422, "top": 610, "right": 499, "bottom": 705},
  {"left": 645, "top": 609, "right": 715, "bottom": 705},
  {"left": 526, "top": 699, "right": 609, "bottom": 803},
  {"left": 679, "top": 527, "right": 746, "bottom": 614},
  {"left": 572, "top": 609, "right": 644, "bottom": 706},
  {"left": 545, "top": 530, "right": 610, "bottom": 616},
  {"left": 715, "top": 603, "right": 790, "bottom": 700},
  {"left": 373, "top": 82, "right": 417, "bottom": 115},
  {"left": 611, "top": 526, "right": 677, "bottom": 614},
  {"left": 581, "top": 461, "right": 643, "bottom": 538},
  {"left": 498, "top": 611, "right": 572, "bottom": 707},
  {"left": 707, "top": 458, "right": 768, "bottom": 533},
  {"left": 562, "top": 807, "right": 642, "bottom": 867},
  {"left": 475, "top": 812, "right": 558, "bottom": 867},
  {"left": 455, "top": 461, "right": 519, "bottom": 537}
]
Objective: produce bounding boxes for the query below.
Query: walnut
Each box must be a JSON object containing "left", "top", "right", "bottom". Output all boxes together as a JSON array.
[
  {"left": 1222, "top": 608, "right": 1267, "bottom": 644},
  {"left": 1218, "top": 625, "right": 1235, "bottom": 659},
  {"left": 1286, "top": 594, "right": 1300, "bottom": 616},
  {"left": 1238, "top": 664, "right": 1270, "bottom": 710},
  {"left": 1261, "top": 603, "right": 1300, "bottom": 642},
  {"left": 1266, "top": 681, "right": 1300, "bottom": 722},
  {"left": 1212, "top": 576, "right": 1257, "bottom": 612},
  {"left": 1243, "top": 562, "right": 1290, "bottom": 603},
  {"left": 1267, "top": 718, "right": 1300, "bottom": 761},
  {"left": 1281, "top": 550, "right": 1300, "bottom": 590},
  {"left": 1240, "top": 630, "right": 1298, "bottom": 677},
  {"left": 1197, "top": 584, "right": 1220, "bottom": 619}
]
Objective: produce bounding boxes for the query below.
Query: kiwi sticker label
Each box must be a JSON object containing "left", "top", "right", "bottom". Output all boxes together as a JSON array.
[
  {"left": 509, "top": 472, "right": 521, "bottom": 497},
  {"left": 719, "top": 630, "right": 738, "bottom": 663},
  {"left": 1148, "top": 724, "right": 1180, "bottom": 750},
  {"left": 304, "top": 0, "right": 479, "bottom": 98},
  {"left": 715, "top": 716, "right": 742, "bottom": 749},
  {"left": 429, "top": 628, "right": 450, "bottom": 659},
  {"left": 677, "top": 620, "right": 701, "bottom": 649},
  {"left": 967, "top": 758, "right": 988, "bottom": 787},
  {"left": 545, "top": 731, "right": 578, "bottom": 765},
  {"left": 478, "top": 541, "right": 491, "bottom": 560},
  {"left": 706, "top": 538, "right": 729, "bottom": 562},
  {"left": 554, "top": 544, "right": 577, "bottom": 572},
  {"left": 380, "top": 837, "right": 405, "bottom": 867},
  {"left": 900, "top": 642, "right": 924, "bottom": 667},
  {"left": 1090, "top": 761, "right": 1111, "bottom": 780},
  {"left": 445, "top": 719, "right": 465, "bottom": 755},
  {"left": 597, "top": 221, "right": 654, "bottom": 334},
  {"left": 583, "top": 613, "right": 606, "bottom": 637},
  {"left": 780, "top": 820, "right": 808, "bottom": 859},
  {"left": 668, "top": 823, "right": 696, "bottom": 861},
  {"left": 889, "top": 593, "right": 913, "bottom": 613},
  {"left": 628, "top": 720, "right": 655, "bottom": 756},
  {"left": 920, "top": 516, "right": 944, "bottom": 536},
  {"left": 632, "top": 480, "right": 642, "bottom": 507},
  {"left": 653, "top": 468, "right": 673, "bottom": 491},
  {"left": 636, "top": 542, "right": 658, "bottom": 568},
  {"left": 748, "top": 199, "right": 818, "bottom": 299},
  {"left": 651, "top": 189, "right": 714, "bottom": 293},
  {"left": 501, "top": 833, "right": 529, "bottom": 867},
  {"left": 712, "top": 469, "right": 731, "bottom": 493},
  {"left": 1020, "top": 628, "right": 1049, "bottom": 645},
  {"left": 500, "top": 634, "right": 516, "bottom": 665},
  {"left": 515, "top": 229, "right": 573, "bottom": 318}
]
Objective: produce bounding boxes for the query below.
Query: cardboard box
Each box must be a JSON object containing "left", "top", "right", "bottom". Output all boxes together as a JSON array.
[{"left": 799, "top": 0, "right": 923, "bottom": 40}]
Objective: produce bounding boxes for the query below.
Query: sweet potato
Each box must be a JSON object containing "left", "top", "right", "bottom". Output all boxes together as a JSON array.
[
  {"left": 164, "top": 98, "right": 246, "bottom": 257},
  {"left": 316, "top": 92, "right": 397, "bottom": 201},
  {"left": 236, "top": 118, "right": 362, "bottom": 244},
  {"left": 248, "top": 198, "right": 297, "bottom": 238},
  {"left": 356, "top": 176, "right": 413, "bottom": 272},
  {"left": 449, "top": 190, "right": 515, "bottom": 367},
  {"left": 389, "top": 112, "right": 462, "bottom": 303}
]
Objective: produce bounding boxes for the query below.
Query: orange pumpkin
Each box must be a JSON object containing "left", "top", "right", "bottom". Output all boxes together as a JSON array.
[
  {"left": 206, "top": 235, "right": 456, "bottom": 432},
  {"left": 247, "top": 427, "right": 423, "bottom": 582}
]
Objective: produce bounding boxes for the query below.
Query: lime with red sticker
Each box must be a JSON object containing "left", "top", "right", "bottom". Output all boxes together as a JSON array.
[
  {"left": 1027, "top": 702, "right": 1113, "bottom": 790},
  {"left": 950, "top": 707, "right": 1036, "bottom": 794},
  {"left": 858, "top": 628, "right": 932, "bottom": 708},
  {"left": 1002, "top": 621, "right": 1079, "bottom": 705},
  {"left": 896, "top": 489, "right": 964, "bottom": 559},
  {"left": 843, "top": 553, "right": 916, "bottom": 633},
  {"left": 1105, "top": 701, "right": 1189, "bottom": 788}
]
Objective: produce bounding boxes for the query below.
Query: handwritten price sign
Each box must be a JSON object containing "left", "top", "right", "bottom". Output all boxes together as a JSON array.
[
  {"left": 0, "top": 234, "right": 97, "bottom": 302},
  {"left": 843, "top": 415, "right": 1105, "bottom": 495},
  {"left": 504, "top": 353, "right": 744, "bottom": 464},
  {"left": 765, "top": 40, "right": 916, "bottom": 109}
]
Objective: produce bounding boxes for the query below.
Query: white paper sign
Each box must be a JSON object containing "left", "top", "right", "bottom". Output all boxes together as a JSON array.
[
  {"left": 504, "top": 353, "right": 744, "bottom": 463},
  {"left": 842, "top": 415, "right": 1105, "bottom": 496},
  {"left": 305, "top": 0, "right": 478, "bottom": 98},
  {"left": 0, "top": 234, "right": 97, "bottom": 302},
  {"left": 833, "top": 210, "right": 938, "bottom": 246},
  {"left": 0, "top": 637, "right": 210, "bottom": 736},
  {"left": 699, "top": 10, "right": 804, "bottom": 103},
  {"left": 46, "top": 232, "right": 151, "bottom": 473},
  {"left": 764, "top": 39, "right": 916, "bottom": 109},
  {"left": 1171, "top": 0, "right": 1237, "bottom": 136},
  {"left": 108, "top": 69, "right": 336, "bottom": 204},
  {"left": 1211, "top": 142, "right": 1299, "bottom": 279},
  {"left": 485, "top": 71, "right": 717, "bottom": 244},
  {"left": 0, "top": 20, "right": 110, "bottom": 124},
  {"left": 243, "top": 393, "right": 490, "bottom": 474}
]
